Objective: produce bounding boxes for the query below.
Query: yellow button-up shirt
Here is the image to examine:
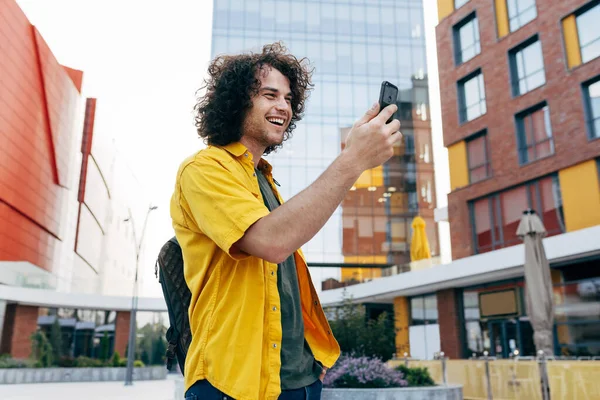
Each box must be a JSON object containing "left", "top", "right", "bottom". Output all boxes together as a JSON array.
[{"left": 170, "top": 142, "right": 340, "bottom": 400}]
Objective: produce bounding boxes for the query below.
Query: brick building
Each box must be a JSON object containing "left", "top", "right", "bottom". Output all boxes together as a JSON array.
[{"left": 321, "top": 0, "right": 600, "bottom": 360}]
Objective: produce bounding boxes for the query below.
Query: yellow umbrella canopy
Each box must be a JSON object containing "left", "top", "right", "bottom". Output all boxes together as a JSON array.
[{"left": 410, "top": 216, "right": 431, "bottom": 261}]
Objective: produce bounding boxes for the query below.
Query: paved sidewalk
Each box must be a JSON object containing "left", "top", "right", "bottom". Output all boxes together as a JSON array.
[{"left": 0, "top": 376, "right": 177, "bottom": 400}]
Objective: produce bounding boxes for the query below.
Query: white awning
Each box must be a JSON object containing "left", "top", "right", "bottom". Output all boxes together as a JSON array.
[{"left": 0, "top": 285, "right": 167, "bottom": 312}]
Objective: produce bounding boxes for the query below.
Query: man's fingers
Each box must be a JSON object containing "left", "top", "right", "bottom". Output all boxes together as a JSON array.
[
  {"left": 374, "top": 104, "right": 397, "bottom": 125},
  {"left": 384, "top": 119, "right": 401, "bottom": 135},
  {"left": 355, "top": 102, "right": 380, "bottom": 126},
  {"left": 388, "top": 130, "right": 403, "bottom": 144}
]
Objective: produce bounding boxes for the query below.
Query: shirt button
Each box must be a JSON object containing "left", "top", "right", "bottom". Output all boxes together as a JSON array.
[
  {"left": 271, "top": 271, "right": 275, "bottom": 276},
  {"left": 253, "top": 172, "right": 256, "bottom": 177},
  {"left": 314, "top": 300, "right": 318, "bottom": 306},
  {"left": 244, "top": 153, "right": 248, "bottom": 157},
  {"left": 273, "top": 344, "right": 277, "bottom": 348},
  {"left": 272, "top": 306, "right": 277, "bottom": 312}
]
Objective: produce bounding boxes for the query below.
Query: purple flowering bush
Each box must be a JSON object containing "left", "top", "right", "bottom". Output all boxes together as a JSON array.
[{"left": 323, "top": 356, "right": 408, "bottom": 388}]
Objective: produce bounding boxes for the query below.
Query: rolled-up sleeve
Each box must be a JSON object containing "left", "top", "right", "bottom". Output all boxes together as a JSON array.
[{"left": 179, "top": 159, "right": 269, "bottom": 259}]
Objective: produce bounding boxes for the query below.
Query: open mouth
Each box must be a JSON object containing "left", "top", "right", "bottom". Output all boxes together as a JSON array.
[{"left": 266, "top": 116, "right": 285, "bottom": 126}]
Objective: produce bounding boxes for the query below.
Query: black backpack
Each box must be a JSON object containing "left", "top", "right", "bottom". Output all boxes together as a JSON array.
[{"left": 155, "top": 237, "right": 192, "bottom": 375}]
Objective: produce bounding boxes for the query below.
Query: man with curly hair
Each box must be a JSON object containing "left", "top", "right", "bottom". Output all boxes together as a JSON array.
[{"left": 170, "top": 43, "right": 401, "bottom": 400}]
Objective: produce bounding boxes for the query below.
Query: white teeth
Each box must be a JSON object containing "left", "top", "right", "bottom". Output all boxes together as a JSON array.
[{"left": 267, "top": 117, "right": 284, "bottom": 126}]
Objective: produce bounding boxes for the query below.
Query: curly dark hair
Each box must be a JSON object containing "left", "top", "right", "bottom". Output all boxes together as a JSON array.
[{"left": 194, "top": 42, "right": 314, "bottom": 155}]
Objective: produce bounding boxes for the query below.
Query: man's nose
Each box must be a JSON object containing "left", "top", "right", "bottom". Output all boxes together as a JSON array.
[{"left": 275, "top": 96, "right": 290, "bottom": 111}]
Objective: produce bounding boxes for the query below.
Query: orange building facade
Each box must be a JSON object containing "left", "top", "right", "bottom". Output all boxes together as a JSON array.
[{"left": 0, "top": 0, "right": 148, "bottom": 360}]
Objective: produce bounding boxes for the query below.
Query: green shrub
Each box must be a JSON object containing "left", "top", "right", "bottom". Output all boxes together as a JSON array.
[
  {"left": 111, "top": 352, "right": 121, "bottom": 367},
  {"left": 56, "top": 356, "right": 76, "bottom": 368},
  {"left": 0, "top": 357, "right": 36, "bottom": 369},
  {"left": 133, "top": 360, "right": 145, "bottom": 368},
  {"left": 119, "top": 358, "right": 127, "bottom": 367},
  {"left": 75, "top": 356, "right": 104, "bottom": 368},
  {"left": 30, "top": 330, "right": 53, "bottom": 367},
  {"left": 394, "top": 365, "right": 435, "bottom": 387},
  {"left": 327, "top": 293, "right": 396, "bottom": 362},
  {"left": 99, "top": 331, "right": 110, "bottom": 363}
]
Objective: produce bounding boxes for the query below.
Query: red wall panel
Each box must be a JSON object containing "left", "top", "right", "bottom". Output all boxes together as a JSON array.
[{"left": 0, "top": 0, "right": 82, "bottom": 272}]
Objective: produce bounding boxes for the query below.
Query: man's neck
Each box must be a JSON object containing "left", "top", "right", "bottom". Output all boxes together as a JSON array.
[{"left": 239, "top": 137, "right": 265, "bottom": 168}]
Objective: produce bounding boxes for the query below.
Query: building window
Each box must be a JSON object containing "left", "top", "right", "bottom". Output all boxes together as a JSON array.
[
  {"left": 576, "top": 2, "right": 600, "bottom": 63},
  {"left": 458, "top": 70, "right": 486, "bottom": 123},
  {"left": 455, "top": 0, "right": 470, "bottom": 10},
  {"left": 470, "top": 175, "right": 564, "bottom": 254},
  {"left": 410, "top": 295, "right": 438, "bottom": 326},
  {"left": 583, "top": 77, "right": 600, "bottom": 140},
  {"left": 509, "top": 37, "right": 545, "bottom": 96},
  {"left": 466, "top": 131, "right": 491, "bottom": 183},
  {"left": 516, "top": 103, "right": 554, "bottom": 164},
  {"left": 507, "top": 0, "right": 537, "bottom": 32},
  {"left": 454, "top": 13, "right": 481, "bottom": 65}
]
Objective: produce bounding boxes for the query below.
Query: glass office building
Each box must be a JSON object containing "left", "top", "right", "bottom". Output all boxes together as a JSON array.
[{"left": 211, "top": 0, "right": 437, "bottom": 288}]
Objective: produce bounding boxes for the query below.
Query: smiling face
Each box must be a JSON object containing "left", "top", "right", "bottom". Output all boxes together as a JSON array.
[{"left": 240, "top": 66, "right": 292, "bottom": 155}]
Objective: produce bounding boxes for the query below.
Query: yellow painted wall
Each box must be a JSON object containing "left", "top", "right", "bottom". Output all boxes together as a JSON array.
[
  {"left": 448, "top": 141, "right": 469, "bottom": 191},
  {"left": 558, "top": 160, "right": 600, "bottom": 232},
  {"left": 437, "top": 0, "right": 454, "bottom": 22},
  {"left": 393, "top": 297, "right": 410, "bottom": 357},
  {"left": 562, "top": 15, "right": 582, "bottom": 69},
  {"left": 495, "top": 0, "right": 510, "bottom": 38}
]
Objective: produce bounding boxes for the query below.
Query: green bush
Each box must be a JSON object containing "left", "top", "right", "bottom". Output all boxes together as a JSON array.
[
  {"left": 394, "top": 365, "right": 435, "bottom": 387},
  {"left": 30, "top": 330, "right": 53, "bottom": 367},
  {"left": 111, "top": 352, "right": 121, "bottom": 367},
  {"left": 133, "top": 360, "right": 145, "bottom": 368},
  {"left": 327, "top": 292, "right": 396, "bottom": 361},
  {"left": 119, "top": 358, "right": 128, "bottom": 367},
  {"left": 56, "top": 356, "right": 76, "bottom": 368},
  {"left": 74, "top": 356, "right": 104, "bottom": 368},
  {"left": 0, "top": 357, "right": 36, "bottom": 369}
]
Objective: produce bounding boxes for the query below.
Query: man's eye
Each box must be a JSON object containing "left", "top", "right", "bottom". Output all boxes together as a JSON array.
[
  {"left": 285, "top": 98, "right": 292, "bottom": 103},
  {"left": 265, "top": 93, "right": 276, "bottom": 99}
]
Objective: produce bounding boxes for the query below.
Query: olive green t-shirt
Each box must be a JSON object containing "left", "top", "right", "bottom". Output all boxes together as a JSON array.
[{"left": 255, "top": 169, "right": 322, "bottom": 390}]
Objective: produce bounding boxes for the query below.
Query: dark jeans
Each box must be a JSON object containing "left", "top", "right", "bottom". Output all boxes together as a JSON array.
[{"left": 184, "top": 379, "right": 323, "bottom": 400}]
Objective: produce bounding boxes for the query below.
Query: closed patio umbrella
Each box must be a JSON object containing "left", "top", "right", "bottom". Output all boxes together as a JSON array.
[
  {"left": 410, "top": 216, "right": 431, "bottom": 262},
  {"left": 516, "top": 209, "right": 554, "bottom": 356}
]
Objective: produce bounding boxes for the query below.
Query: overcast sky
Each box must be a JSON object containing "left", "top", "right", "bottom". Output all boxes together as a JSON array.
[{"left": 16, "top": 0, "right": 449, "bottom": 298}]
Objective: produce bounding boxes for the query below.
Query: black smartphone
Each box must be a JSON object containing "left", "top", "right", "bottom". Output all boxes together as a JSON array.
[{"left": 378, "top": 81, "right": 398, "bottom": 124}]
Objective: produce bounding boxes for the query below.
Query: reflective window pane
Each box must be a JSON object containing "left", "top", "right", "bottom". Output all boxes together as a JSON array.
[
  {"left": 585, "top": 80, "right": 600, "bottom": 139},
  {"left": 460, "top": 72, "right": 486, "bottom": 122},
  {"left": 467, "top": 133, "right": 490, "bottom": 183},
  {"left": 455, "top": 15, "right": 481, "bottom": 64},
  {"left": 576, "top": 4, "right": 600, "bottom": 63},
  {"left": 517, "top": 105, "right": 554, "bottom": 164},
  {"left": 507, "top": 0, "right": 537, "bottom": 32},
  {"left": 511, "top": 39, "right": 545, "bottom": 96}
]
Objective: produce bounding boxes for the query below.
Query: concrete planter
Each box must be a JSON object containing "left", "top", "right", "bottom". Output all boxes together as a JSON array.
[
  {"left": 0, "top": 366, "right": 167, "bottom": 384},
  {"left": 322, "top": 384, "right": 463, "bottom": 400}
]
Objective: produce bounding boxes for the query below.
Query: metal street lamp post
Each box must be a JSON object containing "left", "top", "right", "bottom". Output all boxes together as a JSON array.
[{"left": 124, "top": 205, "right": 158, "bottom": 386}]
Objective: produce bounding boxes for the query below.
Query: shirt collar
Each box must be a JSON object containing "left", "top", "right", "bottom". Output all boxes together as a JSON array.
[
  {"left": 221, "top": 142, "right": 273, "bottom": 173},
  {"left": 221, "top": 142, "right": 248, "bottom": 158}
]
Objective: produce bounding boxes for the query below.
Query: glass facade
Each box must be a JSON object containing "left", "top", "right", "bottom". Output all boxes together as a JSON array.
[{"left": 211, "top": 0, "right": 436, "bottom": 286}]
